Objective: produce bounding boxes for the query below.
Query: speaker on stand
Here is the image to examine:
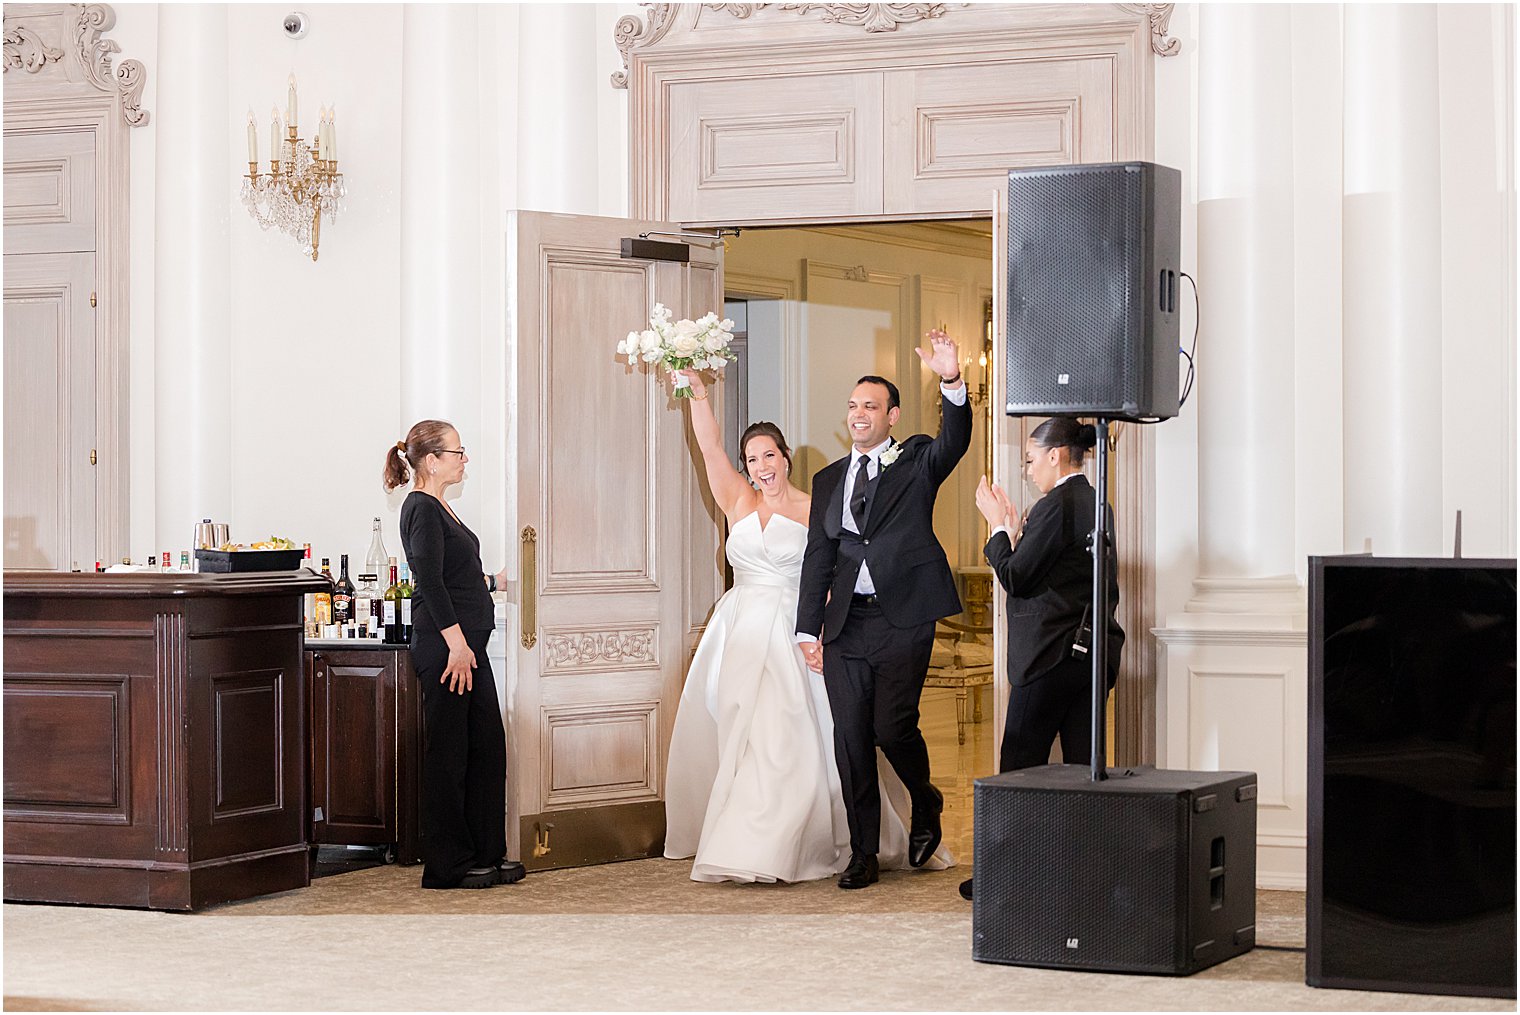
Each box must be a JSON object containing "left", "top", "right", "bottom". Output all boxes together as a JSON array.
[{"left": 971, "top": 161, "right": 1257, "bottom": 976}]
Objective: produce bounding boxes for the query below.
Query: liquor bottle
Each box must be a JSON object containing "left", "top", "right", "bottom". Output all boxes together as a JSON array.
[
  {"left": 365, "top": 518, "right": 388, "bottom": 588},
  {"left": 355, "top": 574, "right": 374, "bottom": 633},
  {"left": 368, "top": 576, "right": 385, "bottom": 637},
  {"left": 383, "top": 563, "right": 401, "bottom": 643},
  {"left": 179, "top": 550, "right": 191, "bottom": 572},
  {"left": 398, "top": 562, "right": 414, "bottom": 643},
  {"left": 315, "top": 557, "right": 334, "bottom": 628},
  {"left": 147, "top": 554, "right": 157, "bottom": 569},
  {"left": 95, "top": 561, "right": 104, "bottom": 573},
  {"left": 333, "top": 554, "right": 355, "bottom": 626}
]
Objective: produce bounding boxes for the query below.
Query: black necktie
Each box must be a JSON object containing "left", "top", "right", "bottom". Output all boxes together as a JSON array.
[{"left": 850, "top": 455, "right": 871, "bottom": 531}]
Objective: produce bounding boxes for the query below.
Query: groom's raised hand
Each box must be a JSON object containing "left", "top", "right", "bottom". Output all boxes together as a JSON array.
[{"left": 914, "top": 328, "right": 963, "bottom": 385}]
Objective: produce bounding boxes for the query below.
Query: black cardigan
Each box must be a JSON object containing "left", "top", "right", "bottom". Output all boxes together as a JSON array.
[{"left": 399, "top": 491, "right": 495, "bottom": 636}]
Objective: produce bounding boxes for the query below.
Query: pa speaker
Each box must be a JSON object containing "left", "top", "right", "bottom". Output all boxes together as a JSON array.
[
  {"left": 972, "top": 764, "right": 1257, "bottom": 975},
  {"left": 1005, "top": 161, "right": 1181, "bottom": 420}
]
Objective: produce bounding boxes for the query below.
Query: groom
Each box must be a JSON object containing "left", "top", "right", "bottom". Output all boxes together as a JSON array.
[{"left": 796, "top": 331, "right": 972, "bottom": 889}]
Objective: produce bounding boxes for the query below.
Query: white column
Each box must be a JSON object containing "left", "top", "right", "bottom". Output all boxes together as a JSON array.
[
  {"left": 399, "top": 3, "right": 482, "bottom": 497},
  {"left": 516, "top": 3, "right": 599, "bottom": 214},
  {"left": 1156, "top": 4, "right": 1308, "bottom": 891},
  {"left": 1342, "top": 4, "right": 1443, "bottom": 557},
  {"left": 154, "top": 5, "right": 231, "bottom": 552},
  {"left": 1194, "top": 2, "right": 1297, "bottom": 593}
]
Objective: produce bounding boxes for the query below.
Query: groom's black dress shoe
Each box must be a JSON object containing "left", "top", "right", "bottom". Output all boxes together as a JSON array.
[
  {"left": 838, "top": 853, "right": 879, "bottom": 889},
  {"left": 958, "top": 877, "right": 974, "bottom": 901},
  {"left": 908, "top": 785, "right": 944, "bottom": 868}
]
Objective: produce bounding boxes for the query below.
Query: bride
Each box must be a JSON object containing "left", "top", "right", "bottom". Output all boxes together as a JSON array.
[{"left": 662, "top": 367, "right": 952, "bottom": 883}]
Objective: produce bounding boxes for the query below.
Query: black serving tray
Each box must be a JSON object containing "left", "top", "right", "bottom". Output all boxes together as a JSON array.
[{"left": 194, "top": 548, "right": 304, "bottom": 573}]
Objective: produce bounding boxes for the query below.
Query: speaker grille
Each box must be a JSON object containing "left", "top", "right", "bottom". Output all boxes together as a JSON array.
[
  {"left": 974, "top": 784, "right": 1183, "bottom": 972},
  {"left": 1006, "top": 166, "right": 1140, "bottom": 415}
]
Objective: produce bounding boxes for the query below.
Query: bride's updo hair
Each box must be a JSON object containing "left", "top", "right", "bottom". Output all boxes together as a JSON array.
[
  {"left": 738, "top": 421, "right": 793, "bottom": 479},
  {"left": 384, "top": 419, "right": 456, "bottom": 492},
  {"left": 1029, "top": 417, "right": 1099, "bottom": 467}
]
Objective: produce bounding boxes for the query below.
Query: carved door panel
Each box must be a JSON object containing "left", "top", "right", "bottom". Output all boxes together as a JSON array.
[
  {"left": 3, "top": 251, "right": 96, "bottom": 570},
  {"left": 509, "top": 212, "right": 723, "bottom": 869},
  {"left": 4, "top": 128, "right": 100, "bottom": 571}
]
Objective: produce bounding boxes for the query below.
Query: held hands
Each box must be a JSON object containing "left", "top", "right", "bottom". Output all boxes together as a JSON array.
[
  {"left": 915, "top": 329, "right": 963, "bottom": 384},
  {"left": 799, "top": 641, "right": 824, "bottom": 674},
  {"left": 441, "top": 629, "right": 477, "bottom": 695},
  {"left": 668, "top": 368, "right": 708, "bottom": 400},
  {"left": 975, "top": 476, "right": 1015, "bottom": 530}
]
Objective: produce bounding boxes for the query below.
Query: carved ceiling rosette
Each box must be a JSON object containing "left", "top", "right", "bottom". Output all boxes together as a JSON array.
[
  {"left": 612, "top": 2, "right": 1179, "bottom": 88},
  {"left": 2, "top": 2, "right": 149, "bottom": 127}
]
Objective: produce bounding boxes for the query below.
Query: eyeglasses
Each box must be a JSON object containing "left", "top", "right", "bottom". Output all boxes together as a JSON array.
[{"left": 435, "top": 448, "right": 466, "bottom": 457}]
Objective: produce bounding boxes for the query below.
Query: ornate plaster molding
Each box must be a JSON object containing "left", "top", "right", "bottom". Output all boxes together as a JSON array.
[
  {"left": 711, "top": 3, "right": 956, "bottom": 32},
  {"left": 611, "top": 3, "right": 678, "bottom": 89},
  {"left": 613, "top": 2, "right": 960, "bottom": 88},
  {"left": 3, "top": 25, "right": 63, "bottom": 73},
  {"left": 2, "top": 3, "right": 150, "bottom": 127},
  {"left": 1116, "top": 3, "right": 1179, "bottom": 57},
  {"left": 613, "top": 2, "right": 1177, "bottom": 88}
]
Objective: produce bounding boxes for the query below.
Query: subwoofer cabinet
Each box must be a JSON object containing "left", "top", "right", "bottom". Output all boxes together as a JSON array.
[
  {"left": 972, "top": 764, "right": 1257, "bottom": 975},
  {"left": 305, "top": 643, "right": 423, "bottom": 866}
]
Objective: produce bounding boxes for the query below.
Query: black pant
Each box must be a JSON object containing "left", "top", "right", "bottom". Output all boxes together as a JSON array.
[
  {"left": 822, "top": 599, "right": 937, "bottom": 855},
  {"left": 1000, "top": 657, "right": 1095, "bottom": 772},
  {"left": 412, "top": 628, "right": 507, "bottom": 887}
]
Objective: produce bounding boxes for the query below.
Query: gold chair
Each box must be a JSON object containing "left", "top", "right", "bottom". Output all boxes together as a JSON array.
[{"left": 925, "top": 618, "right": 995, "bottom": 745}]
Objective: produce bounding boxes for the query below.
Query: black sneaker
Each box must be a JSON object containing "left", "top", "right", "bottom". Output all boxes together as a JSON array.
[{"left": 497, "top": 861, "right": 527, "bottom": 884}]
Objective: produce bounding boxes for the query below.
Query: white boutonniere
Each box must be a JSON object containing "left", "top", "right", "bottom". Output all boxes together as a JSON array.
[{"left": 878, "top": 441, "right": 901, "bottom": 469}]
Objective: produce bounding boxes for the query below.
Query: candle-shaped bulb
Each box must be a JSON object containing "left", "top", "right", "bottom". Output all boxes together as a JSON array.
[
  {"left": 327, "top": 106, "right": 337, "bottom": 163},
  {"left": 287, "top": 74, "right": 298, "bottom": 132},
  {"left": 269, "top": 106, "right": 282, "bottom": 163},
  {"left": 246, "top": 109, "right": 257, "bottom": 164}
]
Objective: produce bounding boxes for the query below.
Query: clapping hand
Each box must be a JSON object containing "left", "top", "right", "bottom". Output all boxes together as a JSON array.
[
  {"left": 975, "top": 476, "right": 1014, "bottom": 530},
  {"left": 915, "top": 329, "right": 963, "bottom": 383}
]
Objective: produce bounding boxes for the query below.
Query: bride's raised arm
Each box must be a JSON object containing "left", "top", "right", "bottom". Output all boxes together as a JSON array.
[{"left": 669, "top": 368, "right": 753, "bottom": 520}]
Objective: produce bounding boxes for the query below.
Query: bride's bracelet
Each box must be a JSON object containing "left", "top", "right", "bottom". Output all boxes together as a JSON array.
[{"left": 691, "top": 392, "right": 709, "bottom": 401}]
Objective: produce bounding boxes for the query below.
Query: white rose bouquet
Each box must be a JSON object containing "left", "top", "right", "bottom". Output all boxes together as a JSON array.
[{"left": 616, "top": 303, "right": 737, "bottom": 398}]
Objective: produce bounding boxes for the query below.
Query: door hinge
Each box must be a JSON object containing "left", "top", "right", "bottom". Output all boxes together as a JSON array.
[
  {"left": 90, "top": 291, "right": 97, "bottom": 308},
  {"left": 89, "top": 449, "right": 97, "bottom": 465}
]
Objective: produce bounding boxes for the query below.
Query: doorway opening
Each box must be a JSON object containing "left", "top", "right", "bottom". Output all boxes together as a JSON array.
[{"left": 721, "top": 219, "right": 999, "bottom": 857}]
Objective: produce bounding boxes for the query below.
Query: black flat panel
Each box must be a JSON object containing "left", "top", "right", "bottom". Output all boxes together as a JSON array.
[{"left": 1308, "top": 556, "right": 1517, "bottom": 998}]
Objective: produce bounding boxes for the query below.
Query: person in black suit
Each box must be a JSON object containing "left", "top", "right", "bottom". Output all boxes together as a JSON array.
[
  {"left": 958, "top": 417, "right": 1124, "bottom": 900},
  {"left": 796, "top": 330, "right": 973, "bottom": 889},
  {"left": 385, "top": 419, "right": 525, "bottom": 891}
]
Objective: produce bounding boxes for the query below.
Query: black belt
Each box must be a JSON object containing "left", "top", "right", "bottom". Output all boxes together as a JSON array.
[{"left": 851, "top": 593, "right": 879, "bottom": 606}]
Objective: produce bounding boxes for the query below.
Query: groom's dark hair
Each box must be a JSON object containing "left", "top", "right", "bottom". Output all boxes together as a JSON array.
[{"left": 856, "top": 375, "right": 900, "bottom": 412}]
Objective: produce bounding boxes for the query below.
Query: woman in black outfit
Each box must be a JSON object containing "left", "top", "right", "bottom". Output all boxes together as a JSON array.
[
  {"left": 975, "top": 417, "right": 1125, "bottom": 773},
  {"left": 960, "top": 418, "right": 1126, "bottom": 900},
  {"left": 384, "top": 419, "right": 525, "bottom": 890}
]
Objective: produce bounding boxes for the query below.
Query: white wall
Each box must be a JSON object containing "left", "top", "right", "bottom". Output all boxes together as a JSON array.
[{"left": 107, "top": 3, "right": 636, "bottom": 573}]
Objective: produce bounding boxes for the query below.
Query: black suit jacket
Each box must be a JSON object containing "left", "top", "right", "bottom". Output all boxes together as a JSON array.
[
  {"left": 796, "top": 392, "right": 973, "bottom": 640},
  {"left": 985, "top": 474, "right": 1124, "bottom": 687}
]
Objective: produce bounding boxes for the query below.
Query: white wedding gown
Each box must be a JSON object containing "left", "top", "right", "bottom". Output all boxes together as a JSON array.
[{"left": 663, "top": 511, "right": 954, "bottom": 883}]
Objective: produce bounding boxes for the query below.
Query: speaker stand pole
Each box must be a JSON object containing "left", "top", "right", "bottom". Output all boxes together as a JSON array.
[{"left": 1090, "top": 418, "right": 1111, "bottom": 782}]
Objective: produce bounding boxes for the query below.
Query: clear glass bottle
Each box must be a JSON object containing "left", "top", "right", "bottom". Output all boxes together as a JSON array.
[{"left": 365, "top": 518, "right": 388, "bottom": 587}]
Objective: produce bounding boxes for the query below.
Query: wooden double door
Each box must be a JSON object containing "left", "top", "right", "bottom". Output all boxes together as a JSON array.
[{"left": 506, "top": 212, "right": 725, "bottom": 868}]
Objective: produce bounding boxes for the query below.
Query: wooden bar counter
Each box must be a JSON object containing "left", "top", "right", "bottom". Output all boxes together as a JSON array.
[{"left": 3, "top": 570, "right": 326, "bottom": 910}]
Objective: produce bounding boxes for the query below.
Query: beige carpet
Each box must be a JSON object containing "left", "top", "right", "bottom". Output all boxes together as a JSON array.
[{"left": 4, "top": 858, "right": 1509, "bottom": 1012}]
